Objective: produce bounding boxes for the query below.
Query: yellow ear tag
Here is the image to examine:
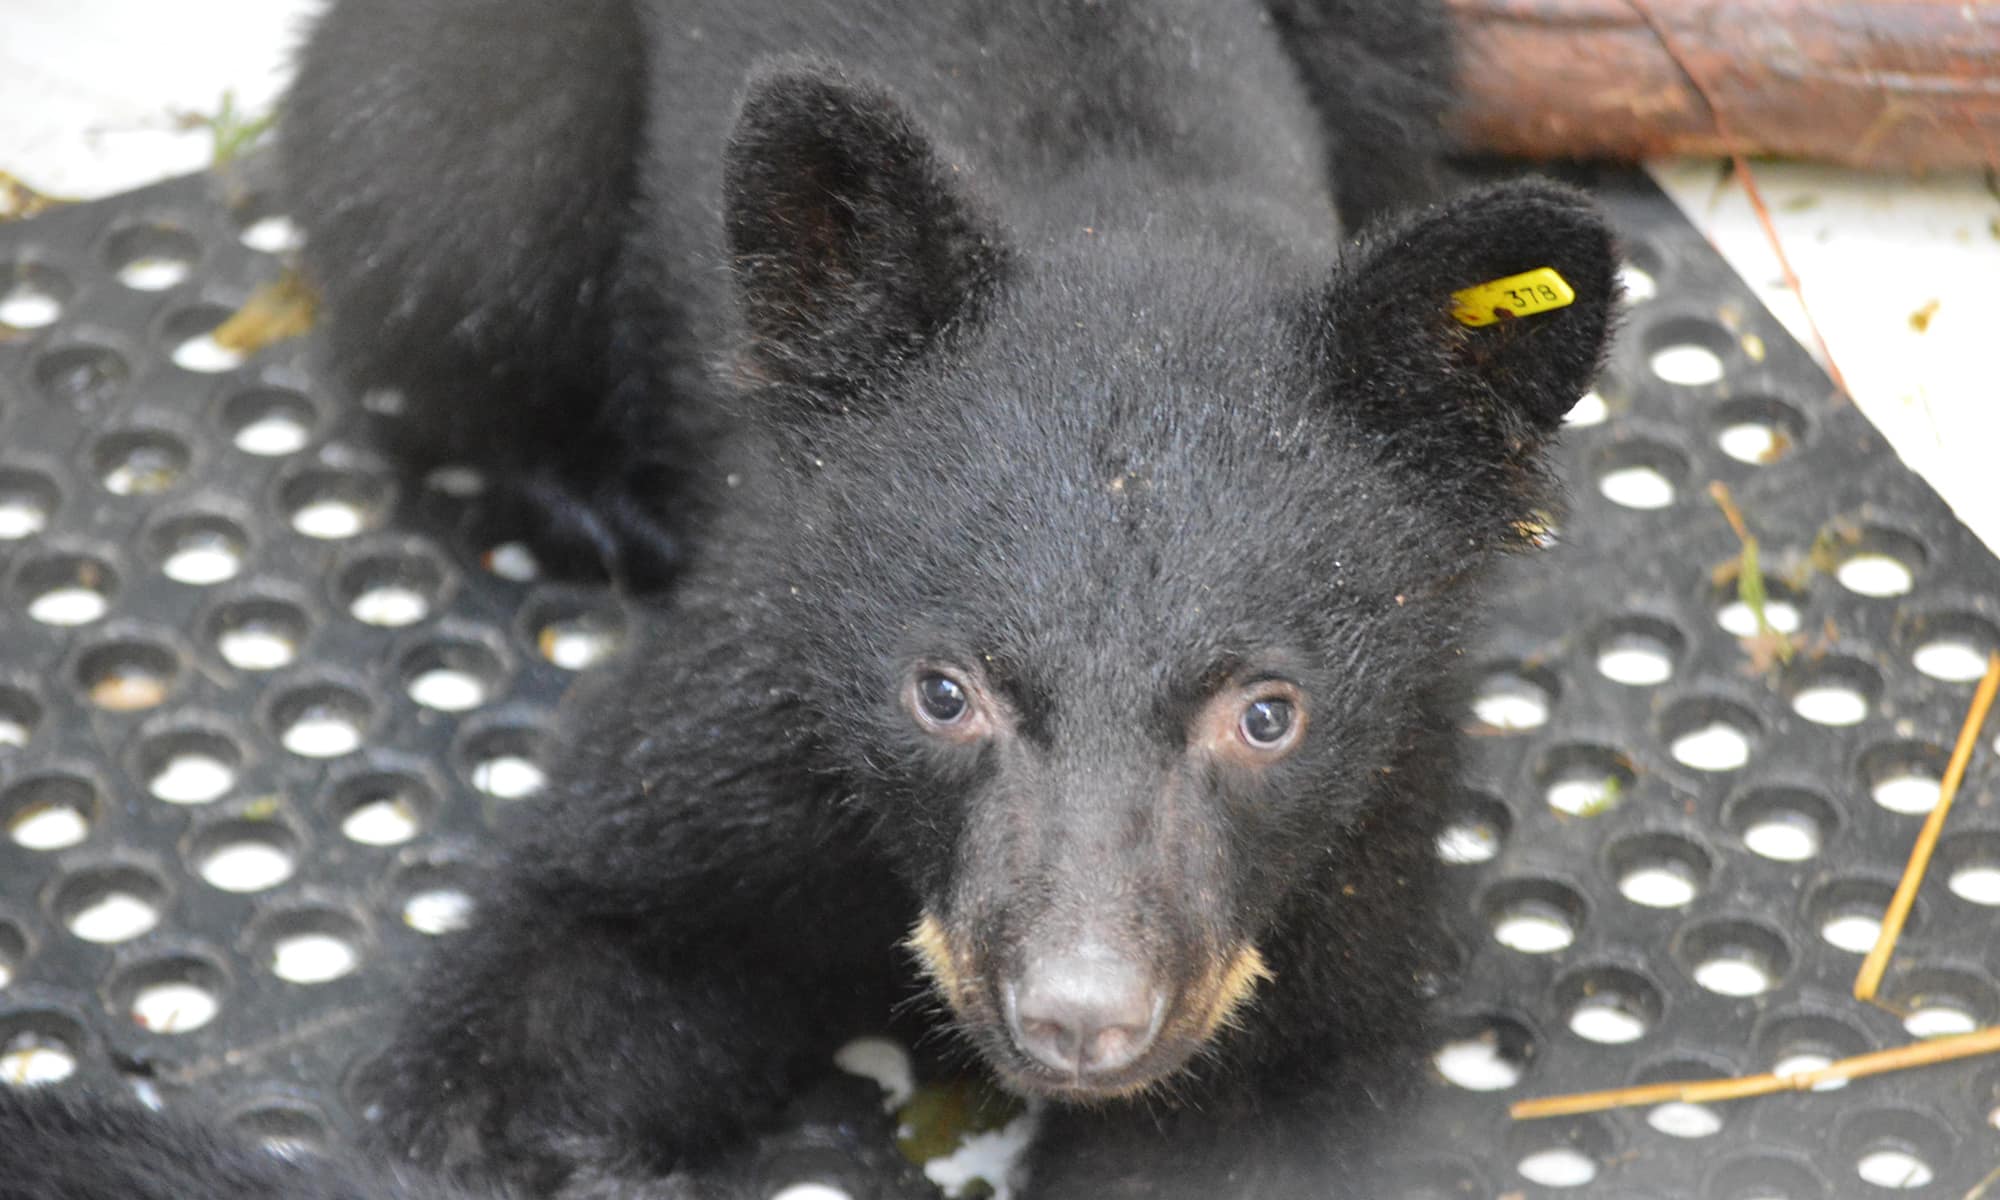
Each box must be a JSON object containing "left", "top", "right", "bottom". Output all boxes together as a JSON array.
[{"left": 1450, "top": 267, "right": 1576, "bottom": 328}]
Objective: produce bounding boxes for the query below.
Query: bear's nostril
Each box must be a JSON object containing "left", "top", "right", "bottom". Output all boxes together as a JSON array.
[{"left": 1005, "top": 954, "right": 1163, "bottom": 1078}]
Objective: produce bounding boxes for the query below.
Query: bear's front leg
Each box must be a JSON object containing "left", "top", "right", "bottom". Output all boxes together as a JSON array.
[
  {"left": 350, "top": 607, "right": 925, "bottom": 1195},
  {"left": 360, "top": 860, "right": 912, "bottom": 1197},
  {"left": 356, "top": 624, "right": 918, "bottom": 1198}
]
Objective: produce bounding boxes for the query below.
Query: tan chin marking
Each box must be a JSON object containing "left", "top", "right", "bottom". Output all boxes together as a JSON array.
[
  {"left": 1194, "top": 943, "right": 1273, "bottom": 1042},
  {"left": 905, "top": 912, "right": 969, "bottom": 1010}
]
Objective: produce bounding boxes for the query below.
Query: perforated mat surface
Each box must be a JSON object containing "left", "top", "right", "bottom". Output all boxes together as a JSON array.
[{"left": 2, "top": 166, "right": 1998, "bottom": 1198}]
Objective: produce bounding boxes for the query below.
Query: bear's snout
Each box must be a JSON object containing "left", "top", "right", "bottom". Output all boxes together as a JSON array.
[{"left": 1003, "top": 948, "right": 1165, "bottom": 1079}]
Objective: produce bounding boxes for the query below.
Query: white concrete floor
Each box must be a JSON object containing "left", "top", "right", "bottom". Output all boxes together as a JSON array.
[
  {"left": 1651, "top": 159, "right": 2000, "bottom": 558},
  {"left": 4, "top": 2, "right": 1996, "bottom": 556},
  {"left": 1, "top": 0, "right": 312, "bottom": 196}
]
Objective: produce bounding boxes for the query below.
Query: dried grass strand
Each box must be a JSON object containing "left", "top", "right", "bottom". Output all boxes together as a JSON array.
[
  {"left": 1854, "top": 650, "right": 2000, "bottom": 1002},
  {"left": 1512, "top": 1024, "right": 2000, "bottom": 1120}
]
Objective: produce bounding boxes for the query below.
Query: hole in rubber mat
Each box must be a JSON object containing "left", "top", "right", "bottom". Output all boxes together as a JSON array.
[
  {"left": 1842, "top": 1109, "right": 1952, "bottom": 1191},
  {"left": 205, "top": 594, "right": 311, "bottom": 671},
  {"left": 54, "top": 862, "right": 168, "bottom": 944},
  {"left": 1899, "top": 610, "right": 2000, "bottom": 683},
  {"left": 1481, "top": 878, "right": 1585, "bottom": 955},
  {"left": 1565, "top": 388, "right": 1608, "bottom": 427},
  {"left": 0, "top": 261, "right": 69, "bottom": 330},
  {"left": 269, "top": 683, "right": 373, "bottom": 758},
  {"left": 1713, "top": 395, "right": 1808, "bottom": 466},
  {"left": 249, "top": 906, "right": 367, "bottom": 985},
  {"left": 1432, "top": 1013, "right": 1534, "bottom": 1091},
  {"left": 191, "top": 816, "right": 301, "bottom": 893},
  {"left": 0, "top": 1011, "right": 87, "bottom": 1087},
  {"left": 1662, "top": 697, "right": 1761, "bottom": 772},
  {"left": 400, "top": 638, "right": 505, "bottom": 713},
  {"left": 76, "top": 638, "right": 181, "bottom": 711},
  {"left": 112, "top": 953, "right": 229, "bottom": 1034},
  {"left": 34, "top": 343, "right": 129, "bottom": 409},
  {"left": 1507, "top": 1116, "right": 1613, "bottom": 1189},
  {"left": 1636, "top": 1059, "right": 1733, "bottom": 1139},
  {"left": 281, "top": 468, "right": 392, "bottom": 540},
  {"left": 1784, "top": 655, "right": 1882, "bottom": 727},
  {"left": 1467, "top": 664, "right": 1554, "bottom": 731},
  {"left": 389, "top": 856, "right": 483, "bottom": 936},
  {"left": 1805, "top": 878, "right": 1904, "bottom": 956},
  {"left": 1643, "top": 317, "right": 1731, "bottom": 386},
  {"left": 1535, "top": 744, "right": 1636, "bottom": 817},
  {"left": 106, "top": 223, "right": 201, "bottom": 291},
  {"left": 150, "top": 511, "right": 251, "bottom": 586},
  {"left": 19, "top": 551, "right": 118, "bottom": 626},
  {"left": 1618, "top": 260, "right": 1658, "bottom": 305},
  {"left": 338, "top": 545, "right": 453, "bottom": 627},
  {"left": 1859, "top": 741, "right": 1948, "bottom": 816},
  {"left": 0, "top": 466, "right": 61, "bottom": 540},
  {"left": 1606, "top": 832, "right": 1709, "bottom": 909},
  {"left": 1756, "top": 1012, "right": 1870, "bottom": 1092},
  {"left": 1591, "top": 615, "right": 1684, "bottom": 686},
  {"left": 93, "top": 428, "right": 191, "bottom": 496},
  {"left": 1937, "top": 832, "right": 2000, "bottom": 906},
  {"left": 1674, "top": 918, "right": 1790, "bottom": 998},
  {"left": 1436, "top": 789, "right": 1510, "bottom": 865},
  {"left": 1827, "top": 527, "right": 1928, "bottom": 599},
  {"left": 456, "top": 721, "right": 553, "bottom": 801},
  {"left": 1725, "top": 785, "right": 1838, "bottom": 862},
  {"left": 328, "top": 767, "right": 437, "bottom": 847},
  {"left": 232, "top": 193, "right": 306, "bottom": 255},
  {"left": 1555, "top": 965, "right": 1663, "bottom": 1045},
  {"left": 1594, "top": 439, "right": 1688, "bottom": 510},
  {"left": 137, "top": 725, "right": 243, "bottom": 805},
  {"left": 222, "top": 386, "right": 319, "bottom": 456},
  {"left": 1880, "top": 966, "right": 1994, "bottom": 1040},
  {"left": 1716, "top": 593, "right": 1805, "bottom": 640},
  {"left": 162, "top": 304, "right": 246, "bottom": 373},
  {"left": 523, "top": 592, "right": 627, "bottom": 670},
  {"left": 4, "top": 771, "right": 102, "bottom": 851}
]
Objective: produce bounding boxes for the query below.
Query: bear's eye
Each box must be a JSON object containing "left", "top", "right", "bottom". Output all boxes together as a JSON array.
[
  {"left": 915, "top": 672, "right": 970, "bottom": 725},
  {"left": 1239, "top": 697, "right": 1294, "bottom": 747},
  {"left": 905, "top": 667, "right": 997, "bottom": 743},
  {"left": 1196, "top": 680, "right": 1306, "bottom": 766}
]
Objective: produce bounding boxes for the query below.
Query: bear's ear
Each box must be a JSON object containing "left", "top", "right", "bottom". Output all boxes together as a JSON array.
[
  {"left": 1317, "top": 179, "right": 1617, "bottom": 494},
  {"left": 724, "top": 61, "right": 1010, "bottom": 390}
]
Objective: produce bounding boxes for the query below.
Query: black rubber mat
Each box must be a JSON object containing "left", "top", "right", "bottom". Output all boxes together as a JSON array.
[{"left": 3, "top": 163, "right": 1997, "bottom": 1199}]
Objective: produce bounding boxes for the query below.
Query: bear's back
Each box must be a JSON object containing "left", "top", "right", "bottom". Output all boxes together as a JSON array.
[{"left": 630, "top": 0, "right": 1341, "bottom": 339}]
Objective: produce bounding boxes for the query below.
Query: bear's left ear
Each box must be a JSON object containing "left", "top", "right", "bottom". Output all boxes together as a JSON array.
[
  {"left": 1316, "top": 180, "right": 1617, "bottom": 504},
  {"left": 724, "top": 60, "right": 1010, "bottom": 391}
]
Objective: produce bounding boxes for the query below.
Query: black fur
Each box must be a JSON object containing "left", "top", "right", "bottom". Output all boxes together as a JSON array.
[
  {"left": 281, "top": 0, "right": 676, "bottom": 581},
  {"left": 0, "top": 2, "right": 1617, "bottom": 1197},
  {"left": 279, "top": 0, "right": 1458, "bottom": 586},
  {"left": 1262, "top": 0, "right": 1457, "bottom": 223},
  {"left": 0, "top": 1087, "right": 482, "bottom": 1200}
]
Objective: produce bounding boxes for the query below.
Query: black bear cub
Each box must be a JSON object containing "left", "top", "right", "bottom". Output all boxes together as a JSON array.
[{"left": 0, "top": 0, "right": 1616, "bottom": 1196}]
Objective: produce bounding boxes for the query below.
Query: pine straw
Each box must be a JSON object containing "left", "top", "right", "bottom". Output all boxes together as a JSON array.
[{"left": 1855, "top": 651, "right": 2000, "bottom": 1001}]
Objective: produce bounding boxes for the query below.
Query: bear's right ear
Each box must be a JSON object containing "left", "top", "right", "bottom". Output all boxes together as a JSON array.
[
  {"left": 724, "top": 60, "right": 1010, "bottom": 392},
  {"left": 1315, "top": 180, "right": 1618, "bottom": 526}
]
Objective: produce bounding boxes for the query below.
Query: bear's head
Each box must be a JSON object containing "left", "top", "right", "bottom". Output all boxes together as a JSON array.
[{"left": 721, "top": 61, "right": 1616, "bottom": 1100}]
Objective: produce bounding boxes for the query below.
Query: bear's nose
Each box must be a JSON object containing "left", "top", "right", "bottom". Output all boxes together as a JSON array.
[{"left": 1004, "top": 953, "right": 1164, "bottom": 1078}]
